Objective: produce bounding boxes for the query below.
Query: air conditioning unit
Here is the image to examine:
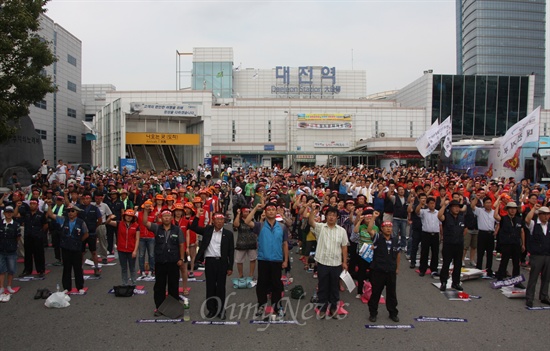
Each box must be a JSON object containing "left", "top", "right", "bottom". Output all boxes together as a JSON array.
[{"left": 379, "top": 132, "right": 386, "bottom": 137}]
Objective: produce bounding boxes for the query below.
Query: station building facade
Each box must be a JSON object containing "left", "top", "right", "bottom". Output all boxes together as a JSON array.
[{"left": 92, "top": 47, "right": 549, "bottom": 171}]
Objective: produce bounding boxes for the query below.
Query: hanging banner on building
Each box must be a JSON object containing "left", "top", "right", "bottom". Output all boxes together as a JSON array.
[
  {"left": 120, "top": 158, "right": 137, "bottom": 173},
  {"left": 297, "top": 122, "right": 352, "bottom": 130},
  {"left": 313, "top": 141, "right": 351, "bottom": 148},
  {"left": 129, "top": 103, "right": 198, "bottom": 117},
  {"left": 298, "top": 113, "right": 352, "bottom": 121},
  {"left": 125, "top": 133, "right": 200, "bottom": 145}
]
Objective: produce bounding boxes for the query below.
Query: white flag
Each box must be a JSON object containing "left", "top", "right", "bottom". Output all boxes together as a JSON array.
[
  {"left": 416, "top": 116, "right": 452, "bottom": 158},
  {"left": 415, "top": 120, "right": 439, "bottom": 158},
  {"left": 499, "top": 106, "right": 540, "bottom": 162}
]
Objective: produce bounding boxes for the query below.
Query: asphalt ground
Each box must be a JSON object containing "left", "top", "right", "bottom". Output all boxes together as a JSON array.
[{"left": 2, "top": 229, "right": 550, "bottom": 350}]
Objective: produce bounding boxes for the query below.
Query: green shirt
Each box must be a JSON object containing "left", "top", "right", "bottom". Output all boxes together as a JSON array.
[{"left": 358, "top": 224, "right": 375, "bottom": 245}]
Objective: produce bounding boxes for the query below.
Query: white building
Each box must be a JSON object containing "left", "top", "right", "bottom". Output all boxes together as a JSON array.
[
  {"left": 92, "top": 47, "right": 548, "bottom": 171},
  {"left": 30, "top": 14, "right": 85, "bottom": 164}
]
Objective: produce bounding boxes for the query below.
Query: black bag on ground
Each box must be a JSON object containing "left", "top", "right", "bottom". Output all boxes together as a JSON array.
[{"left": 113, "top": 285, "right": 135, "bottom": 297}]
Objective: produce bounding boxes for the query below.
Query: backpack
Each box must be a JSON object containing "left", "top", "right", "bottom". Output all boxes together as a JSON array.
[{"left": 290, "top": 285, "right": 306, "bottom": 299}]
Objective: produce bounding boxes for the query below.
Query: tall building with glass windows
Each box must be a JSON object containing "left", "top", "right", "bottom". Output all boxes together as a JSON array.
[
  {"left": 30, "top": 14, "right": 85, "bottom": 163},
  {"left": 456, "top": 0, "right": 546, "bottom": 108}
]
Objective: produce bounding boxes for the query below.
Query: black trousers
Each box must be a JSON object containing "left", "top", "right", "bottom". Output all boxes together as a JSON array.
[
  {"left": 51, "top": 229, "right": 61, "bottom": 261},
  {"left": 409, "top": 229, "right": 422, "bottom": 266},
  {"left": 357, "top": 256, "right": 371, "bottom": 295},
  {"left": 496, "top": 244, "right": 521, "bottom": 280},
  {"left": 256, "top": 260, "right": 283, "bottom": 308},
  {"left": 154, "top": 261, "right": 180, "bottom": 308},
  {"left": 107, "top": 225, "right": 116, "bottom": 254},
  {"left": 24, "top": 235, "right": 45, "bottom": 273},
  {"left": 62, "top": 248, "right": 84, "bottom": 291},
  {"left": 348, "top": 242, "right": 359, "bottom": 280},
  {"left": 368, "top": 270, "right": 398, "bottom": 317},
  {"left": 440, "top": 243, "right": 463, "bottom": 285},
  {"left": 419, "top": 232, "right": 439, "bottom": 273},
  {"left": 205, "top": 257, "right": 229, "bottom": 315},
  {"left": 317, "top": 263, "right": 342, "bottom": 313},
  {"left": 477, "top": 230, "right": 495, "bottom": 273}
]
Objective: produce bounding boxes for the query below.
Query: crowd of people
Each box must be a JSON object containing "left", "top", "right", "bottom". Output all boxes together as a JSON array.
[{"left": 0, "top": 161, "right": 549, "bottom": 321}]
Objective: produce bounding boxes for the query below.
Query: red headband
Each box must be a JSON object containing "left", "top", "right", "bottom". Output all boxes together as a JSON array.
[
  {"left": 381, "top": 221, "right": 393, "bottom": 227},
  {"left": 213, "top": 213, "right": 225, "bottom": 219}
]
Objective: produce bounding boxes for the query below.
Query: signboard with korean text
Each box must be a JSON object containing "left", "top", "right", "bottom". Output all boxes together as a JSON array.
[
  {"left": 129, "top": 103, "right": 198, "bottom": 117},
  {"left": 313, "top": 141, "right": 351, "bottom": 148},
  {"left": 298, "top": 113, "right": 351, "bottom": 121},
  {"left": 297, "top": 122, "right": 352, "bottom": 130},
  {"left": 272, "top": 66, "right": 341, "bottom": 98},
  {"left": 125, "top": 133, "right": 200, "bottom": 145}
]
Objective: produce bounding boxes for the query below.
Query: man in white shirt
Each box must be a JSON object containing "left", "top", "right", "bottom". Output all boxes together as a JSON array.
[
  {"left": 471, "top": 195, "right": 497, "bottom": 277},
  {"left": 308, "top": 202, "right": 348, "bottom": 319}
]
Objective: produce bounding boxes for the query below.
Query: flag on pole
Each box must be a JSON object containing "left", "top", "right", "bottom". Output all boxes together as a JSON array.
[
  {"left": 499, "top": 106, "right": 541, "bottom": 162},
  {"left": 415, "top": 116, "right": 452, "bottom": 158},
  {"left": 416, "top": 120, "right": 439, "bottom": 158},
  {"left": 216, "top": 71, "right": 223, "bottom": 78}
]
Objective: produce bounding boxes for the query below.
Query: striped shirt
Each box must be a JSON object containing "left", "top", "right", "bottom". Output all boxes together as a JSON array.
[{"left": 312, "top": 222, "right": 349, "bottom": 267}]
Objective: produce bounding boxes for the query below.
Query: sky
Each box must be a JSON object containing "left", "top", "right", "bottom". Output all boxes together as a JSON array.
[{"left": 42, "top": 0, "right": 537, "bottom": 98}]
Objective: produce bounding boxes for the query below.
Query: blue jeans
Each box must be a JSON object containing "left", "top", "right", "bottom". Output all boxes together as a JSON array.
[
  {"left": 138, "top": 238, "right": 155, "bottom": 273},
  {"left": 0, "top": 252, "right": 17, "bottom": 275},
  {"left": 392, "top": 218, "right": 408, "bottom": 249},
  {"left": 118, "top": 251, "right": 137, "bottom": 285}
]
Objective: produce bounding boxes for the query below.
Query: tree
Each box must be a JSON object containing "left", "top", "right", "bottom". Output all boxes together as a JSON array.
[{"left": 0, "top": 0, "right": 56, "bottom": 143}]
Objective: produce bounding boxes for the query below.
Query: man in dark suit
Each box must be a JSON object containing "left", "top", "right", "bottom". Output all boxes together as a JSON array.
[{"left": 190, "top": 212, "right": 234, "bottom": 319}]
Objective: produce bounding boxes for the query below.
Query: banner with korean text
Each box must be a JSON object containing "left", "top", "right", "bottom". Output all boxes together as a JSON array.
[{"left": 498, "top": 106, "right": 540, "bottom": 165}]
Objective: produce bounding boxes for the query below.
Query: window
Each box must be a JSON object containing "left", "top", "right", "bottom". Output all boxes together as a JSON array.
[
  {"left": 67, "top": 135, "right": 77, "bottom": 144},
  {"left": 67, "top": 81, "right": 77, "bottom": 92},
  {"left": 35, "top": 129, "right": 47, "bottom": 140},
  {"left": 34, "top": 100, "right": 47, "bottom": 109},
  {"left": 67, "top": 108, "right": 77, "bottom": 118},
  {"left": 85, "top": 114, "right": 95, "bottom": 122},
  {"left": 67, "top": 54, "right": 77, "bottom": 66}
]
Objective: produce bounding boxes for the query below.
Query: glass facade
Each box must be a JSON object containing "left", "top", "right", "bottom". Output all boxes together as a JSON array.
[
  {"left": 192, "top": 61, "right": 233, "bottom": 98},
  {"left": 457, "top": 0, "right": 546, "bottom": 108},
  {"left": 432, "top": 74, "right": 530, "bottom": 138}
]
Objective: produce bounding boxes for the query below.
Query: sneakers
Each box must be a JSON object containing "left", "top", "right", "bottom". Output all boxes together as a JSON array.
[
  {"left": 52, "top": 260, "right": 63, "bottom": 266},
  {"left": 440, "top": 283, "right": 447, "bottom": 292},
  {"left": 526, "top": 300, "right": 533, "bottom": 308},
  {"left": 409, "top": 263, "right": 415, "bottom": 269},
  {"left": 188, "top": 272, "right": 195, "bottom": 278},
  {"left": 102, "top": 258, "right": 108, "bottom": 265},
  {"left": 431, "top": 271, "right": 440, "bottom": 277},
  {"left": 38, "top": 272, "right": 45, "bottom": 278},
  {"left": 18, "top": 271, "right": 30, "bottom": 278},
  {"left": 78, "top": 289, "right": 86, "bottom": 294},
  {"left": 389, "top": 315, "right": 399, "bottom": 322}
]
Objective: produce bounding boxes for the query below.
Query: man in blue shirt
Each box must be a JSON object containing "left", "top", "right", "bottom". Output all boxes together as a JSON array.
[{"left": 245, "top": 202, "right": 289, "bottom": 321}]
